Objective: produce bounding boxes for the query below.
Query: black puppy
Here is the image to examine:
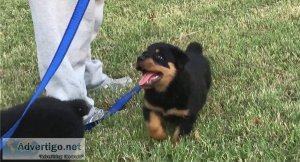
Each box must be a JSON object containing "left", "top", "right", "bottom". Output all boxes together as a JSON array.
[
  {"left": 1, "top": 97, "right": 89, "bottom": 161},
  {"left": 136, "top": 42, "right": 211, "bottom": 144}
]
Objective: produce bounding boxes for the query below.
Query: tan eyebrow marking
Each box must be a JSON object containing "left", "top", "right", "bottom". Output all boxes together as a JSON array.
[{"left": 155, "top": 49, "right": 160, "bottom": 54}]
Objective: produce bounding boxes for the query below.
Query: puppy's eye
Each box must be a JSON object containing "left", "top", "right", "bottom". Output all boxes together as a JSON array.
[{"left": 154, "top": 55, "right": 164, "bottom": 62}]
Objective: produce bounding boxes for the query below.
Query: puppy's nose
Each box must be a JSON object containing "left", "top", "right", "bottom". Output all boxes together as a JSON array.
[
  {"left": 136, "top": 61, "right": 144, "bottom": 71},
  {"left": 139, "top": 55, "right": 149, "bottom": 62},
  {"left": 136, "top": 56, "right": 145, "bottom": 71}
]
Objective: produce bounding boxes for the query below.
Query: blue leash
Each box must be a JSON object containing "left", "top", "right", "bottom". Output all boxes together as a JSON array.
[
  {"left": 84, "top": 85, "right": 141, "bottom": 131},
  {"left": 1, "top": 0, "right": 90, "bottom": 150}
]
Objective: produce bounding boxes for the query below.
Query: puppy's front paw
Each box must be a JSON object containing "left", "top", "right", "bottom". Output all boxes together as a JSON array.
[
  {"left": 146, "top": 111, "right": 167, "bottom": 140},
  {"left": 148, "top": 126, "right": 167, "bottom": 140}
]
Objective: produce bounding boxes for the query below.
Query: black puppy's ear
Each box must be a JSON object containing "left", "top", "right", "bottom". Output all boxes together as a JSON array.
[
  {"left": 171, "top": 47, "right": 189, "bottom": 69},
  {"left": 68, "top": 99, "right": 90, "bottom": 117}
]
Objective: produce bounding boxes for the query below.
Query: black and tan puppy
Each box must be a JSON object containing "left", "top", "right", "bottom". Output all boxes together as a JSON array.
[{"left": 136, "top": 42, "right": 211, "bottom": 144}]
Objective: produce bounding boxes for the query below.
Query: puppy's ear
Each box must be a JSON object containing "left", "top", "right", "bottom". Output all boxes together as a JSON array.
[
  {"left": 172, "top": 47, "right": 189, "bottom": 69},
  {"left": 68, "top": 99, "right": 90, "bottom": 117}
]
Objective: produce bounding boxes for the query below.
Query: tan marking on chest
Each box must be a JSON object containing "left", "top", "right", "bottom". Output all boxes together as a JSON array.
[
  {"left": 144, "top": 100, "right": 189, "bottom": 117},
  {"left": 165, "top": 108, "right": 189, "bottom": 117},
  {"left": 144, "top": 100, "right": 164, "bottom": 113}
]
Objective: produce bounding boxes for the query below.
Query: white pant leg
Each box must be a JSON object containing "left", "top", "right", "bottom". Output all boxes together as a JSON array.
[
  {"left": 84, "top": 0, "right": 110, "bottom": 89},
  {"left": 29, "top": 0, "right": 107, "bottom": 107}
]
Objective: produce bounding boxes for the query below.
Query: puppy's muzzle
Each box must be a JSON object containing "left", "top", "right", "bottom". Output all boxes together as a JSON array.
[{"left": 136, "top": 55, "right": 146, "bottom": 71}]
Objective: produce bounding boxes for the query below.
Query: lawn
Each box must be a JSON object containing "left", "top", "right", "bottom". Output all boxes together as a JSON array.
[{"left": 1, "top": 0, "right": 299, "bottom": 161}]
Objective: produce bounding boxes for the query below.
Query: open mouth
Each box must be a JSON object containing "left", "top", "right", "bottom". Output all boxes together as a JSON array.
[{"left": 139, "top": 71, "right": 162, "bottom": 87}]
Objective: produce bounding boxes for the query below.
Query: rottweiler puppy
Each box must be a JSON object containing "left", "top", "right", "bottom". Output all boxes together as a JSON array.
[{"left": 136, "top": 42, "right": 211, "bottom": 144}]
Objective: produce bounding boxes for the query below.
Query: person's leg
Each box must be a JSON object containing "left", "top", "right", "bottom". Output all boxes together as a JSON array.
[
  {"left": 84, "top": 0, "right": 132, "bottom": 90},
  {"left": 29, "top": 0, "right": 131, "bottom": 124},
  {"left": 81, "top": 0, "right": 131, "bottom": 123},
  {"left": 29, "top": 0, "right": 96, "bottom": 107}
]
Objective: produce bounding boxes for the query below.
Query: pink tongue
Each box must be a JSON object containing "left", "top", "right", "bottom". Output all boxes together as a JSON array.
[{"left": 139, "top": 72, "right": 159, "bottom": 86}]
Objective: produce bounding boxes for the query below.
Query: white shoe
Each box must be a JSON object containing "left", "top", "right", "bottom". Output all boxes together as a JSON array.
[
  {"left": 101, "top": 76, "right": 132, "bottom": 89},
  {"left": 88, "top": 76, "right": 132, "bottom": 90},
  {"left": 83, "top": 107, "right": 106, "bottom": 124}
]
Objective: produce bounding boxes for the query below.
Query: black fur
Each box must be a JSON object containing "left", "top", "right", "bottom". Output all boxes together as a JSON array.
[
  {"left": 0, "top": 97, "right": 89, "bottom": 162},
  {"left": 137, "top": 42, "right": 212, "bottom": 142}
]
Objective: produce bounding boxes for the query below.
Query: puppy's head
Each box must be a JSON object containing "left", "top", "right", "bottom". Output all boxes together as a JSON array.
[{"left": 136, "top": 43, "right": 188, "bottom": 92}]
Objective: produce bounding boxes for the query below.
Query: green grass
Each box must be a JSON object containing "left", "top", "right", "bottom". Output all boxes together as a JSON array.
[{"left": 1, "top": 0, "right": 300, "bottom": 161}]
